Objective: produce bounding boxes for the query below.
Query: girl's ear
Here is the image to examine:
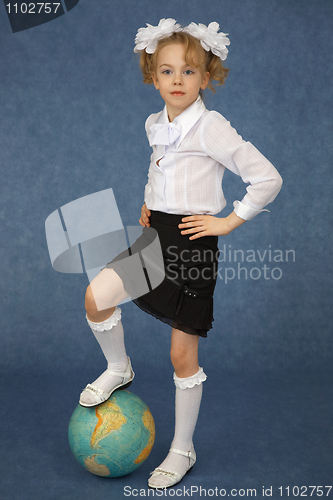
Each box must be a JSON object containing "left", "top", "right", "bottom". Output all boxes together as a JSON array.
[
  {"left": 152, "top": 73, "right": 160, "bottom": 90},
  {"left": 200, "top": 71, "right": 210, "bottom": 90}
]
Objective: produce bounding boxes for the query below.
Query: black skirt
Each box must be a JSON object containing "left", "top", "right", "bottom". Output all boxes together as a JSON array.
[{"left": 106, "top": 211, "right": 219, "bottom": 337}]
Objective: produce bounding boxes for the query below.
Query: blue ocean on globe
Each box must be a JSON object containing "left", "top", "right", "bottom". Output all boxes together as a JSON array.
[{"left": 68, "top": 390, "right": 155, "bottom": 477}]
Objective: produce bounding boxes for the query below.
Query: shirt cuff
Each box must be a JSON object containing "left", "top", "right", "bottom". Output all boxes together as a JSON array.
[{"left": 233, "top": 200, "right": 269, "bottom": 221}]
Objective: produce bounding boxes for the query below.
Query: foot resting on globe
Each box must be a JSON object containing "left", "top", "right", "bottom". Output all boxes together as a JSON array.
[
  {"left": 79, "top": 356, "right": 134, "bottom": 407},
  {"left": 148, "top": 445, "right": 196, "bottom": 488}
]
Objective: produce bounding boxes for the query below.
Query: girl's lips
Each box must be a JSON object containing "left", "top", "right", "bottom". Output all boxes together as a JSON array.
[{"left": 171, "top": 91, "right": 185, "bottom": 96}]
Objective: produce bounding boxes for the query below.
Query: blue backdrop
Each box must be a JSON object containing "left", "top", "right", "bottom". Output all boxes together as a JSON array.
[{"left": 0, "top": 1, "right": 332, "bottom": 498}]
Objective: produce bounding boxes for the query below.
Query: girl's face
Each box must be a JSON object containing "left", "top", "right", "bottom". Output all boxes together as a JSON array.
[{"left": 152, "top": 43, "right": 210, "bottom": 122}]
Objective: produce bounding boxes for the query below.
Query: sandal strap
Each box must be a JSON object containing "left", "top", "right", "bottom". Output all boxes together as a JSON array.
[
  {"left": 79, "top": 357, "right": 135, "bottom": 408},
  {"left": 148, "top": 447, "right": 196, "bottom": 489},
  {"left": 149, "top": 468, "right": 178, "bottom": 478},
  {"left": 84, "top": 384, "right": 108, "bottom": 401},
  {"left": 169, "top": 447, "right": 195, "bottom": 460}
]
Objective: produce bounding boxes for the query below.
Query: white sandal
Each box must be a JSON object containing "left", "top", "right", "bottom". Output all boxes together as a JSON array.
[
  {"left": 148, "top": 446, "right": 196, "bottom": 489},
  {"left": 79, "top": 356, "right": 135, "bottom": 408}
]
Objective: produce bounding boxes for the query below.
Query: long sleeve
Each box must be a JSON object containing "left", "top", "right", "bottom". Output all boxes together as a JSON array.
[{"left": 200, "top": 111, "right": 283, "bottom": 220}]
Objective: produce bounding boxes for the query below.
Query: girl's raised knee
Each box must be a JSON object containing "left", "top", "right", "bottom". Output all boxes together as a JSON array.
[
  {"left": 85, "top": 284, "right": 116, "bottom": 323},
  {"left": 85, "top": 285, "right": 97, "bottom": 317}
]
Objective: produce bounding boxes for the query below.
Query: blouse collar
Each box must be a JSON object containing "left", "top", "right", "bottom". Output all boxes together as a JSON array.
[{"left": 159, "top": 96, "right": 207, "bottom": 148}]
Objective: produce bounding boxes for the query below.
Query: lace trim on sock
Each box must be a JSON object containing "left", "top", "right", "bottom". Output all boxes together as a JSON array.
[
  {"left": 86, "top": 306, "right": 121, "bottom": 332},
  {"left": 173, "top": 367, "right": 207, "bottom": 389}
]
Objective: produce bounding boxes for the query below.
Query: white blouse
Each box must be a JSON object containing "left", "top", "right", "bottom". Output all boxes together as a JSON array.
[{"left": 144, "top": 97, "right": 282, "bottom": 220}]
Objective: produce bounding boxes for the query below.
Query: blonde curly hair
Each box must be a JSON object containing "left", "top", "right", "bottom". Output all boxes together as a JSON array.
[{"left": 138, "top": 31, "right": 229, "bottom": 94}]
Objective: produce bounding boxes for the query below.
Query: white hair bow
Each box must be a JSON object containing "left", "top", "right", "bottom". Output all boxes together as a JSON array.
[
  {"left": 134, "top": 18, "right": 181, "bottom": 54},
  {"left": 134, "top": 18, "right": 230, "bottom": 61}
]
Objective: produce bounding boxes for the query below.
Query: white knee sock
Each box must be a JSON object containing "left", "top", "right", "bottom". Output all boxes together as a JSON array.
[
  {"left": 150, "top": 368, "right": 207, "bottom": 487},
  {"left": 80, "top": 307, "right": 128, "bottom": 405},
  {"left": 171, "top": 368, "right": 206, "bottom": 451}
]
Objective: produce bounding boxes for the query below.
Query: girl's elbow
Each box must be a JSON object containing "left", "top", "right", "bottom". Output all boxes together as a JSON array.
[{"left": 274, "top": 172, "right": 283, "bottom": 193}]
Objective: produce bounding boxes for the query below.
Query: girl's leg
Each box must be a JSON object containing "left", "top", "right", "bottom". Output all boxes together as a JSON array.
[
  {"left": 85, "top": 267, "right": 130, "bottom": 322},
  {"left": 170, "top": 327, "right": 200, "bottom": 378},
  {"left": 79, "top": 268, "right": 134, "bottom": 407},
  {"left": 149, "top": 328, "right": 206, "bottom": 488}
]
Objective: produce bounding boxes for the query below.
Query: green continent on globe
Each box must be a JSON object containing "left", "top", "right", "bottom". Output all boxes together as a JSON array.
[
  {"left": 84, "top": 455, "right": 110, "bottom": 476},
  {"left": 134, "top": 409, "right": 155, "bottom": 464},
  {"left": 91, "top": 400, "right": 127, "bottom": 449},
  {"left": 68, "top": 391, "right": 156, "bottom": 478}
]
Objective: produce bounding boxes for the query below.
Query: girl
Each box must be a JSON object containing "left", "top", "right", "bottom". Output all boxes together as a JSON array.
[{"left": 79, "top": 19, "right": 283, "bottom": 489}]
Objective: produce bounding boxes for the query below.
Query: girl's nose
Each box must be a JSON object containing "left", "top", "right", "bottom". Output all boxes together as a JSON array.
[{"left": 173, "top": 73, "right": 183, "bottom": 85}]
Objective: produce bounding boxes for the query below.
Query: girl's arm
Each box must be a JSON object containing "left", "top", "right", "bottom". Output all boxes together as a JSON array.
[
  {"left": 179, "top": 211, "right": 245, "bottom": 240},
  {"left": 181, "top": 112, "right": 282, "bottom": 239}
]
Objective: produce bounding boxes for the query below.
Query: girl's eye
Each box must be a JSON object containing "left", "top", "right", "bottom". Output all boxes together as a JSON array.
[
  {"left": 184, "top": 69, "right": 194, "bottom": 75},
  {"left": 162, "top": 70, "right": 172, "bottom": 75}
]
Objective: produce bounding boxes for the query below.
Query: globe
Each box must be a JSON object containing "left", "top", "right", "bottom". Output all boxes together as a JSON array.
[{"left": 68, "top": 390, "right": 155, "bottom": 477}]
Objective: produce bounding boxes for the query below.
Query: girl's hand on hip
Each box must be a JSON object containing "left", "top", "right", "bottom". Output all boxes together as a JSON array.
[
  {"left": 139, "top": 203, "right": 151, "bottom": 227},
  {"left": 179, "top": 212, "right": 246, "bottom": 240}
]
